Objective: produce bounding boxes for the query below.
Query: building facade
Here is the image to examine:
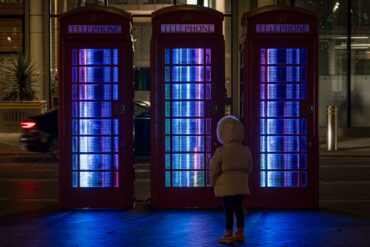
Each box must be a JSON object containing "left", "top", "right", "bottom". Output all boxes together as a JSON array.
[{"left": 1, "top": 0, "right": 370, "bottom": 131}]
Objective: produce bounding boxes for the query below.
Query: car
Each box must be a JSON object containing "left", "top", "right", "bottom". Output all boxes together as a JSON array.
[{"left": 20, "top": 101, "right": 150, "bottom": 159}]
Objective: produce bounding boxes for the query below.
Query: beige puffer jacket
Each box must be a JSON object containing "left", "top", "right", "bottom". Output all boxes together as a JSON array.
[{"left": 210, "top": 116, "right": 253, "bottom": 197}]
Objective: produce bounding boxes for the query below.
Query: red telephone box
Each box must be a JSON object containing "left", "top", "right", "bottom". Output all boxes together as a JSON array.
[
  {"left": 59, "top": 6, "right": 134, "bottom": 208},
  {"left": 242, "top": 6, "right": 319, "bottom": 208},
  {"left": 151, "top": 5, "right": 225, "bottom": 207}
]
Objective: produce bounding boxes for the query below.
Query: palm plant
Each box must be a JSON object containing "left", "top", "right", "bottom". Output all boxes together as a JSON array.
[{"left": 2, "top": 53, "right": 37, "bottom": 101}]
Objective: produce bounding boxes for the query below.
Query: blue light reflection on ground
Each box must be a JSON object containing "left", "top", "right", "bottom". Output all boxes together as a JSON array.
[{"left": 2, "top": 210, "right": 370, "bottom": 247}]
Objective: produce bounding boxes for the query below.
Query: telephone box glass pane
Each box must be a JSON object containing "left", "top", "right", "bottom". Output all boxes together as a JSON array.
[
  {"left": 164, "top": 48, "right": 212, "bottom": 188},
  {"left": 78, "top": 85, "right": 111, "bottom": 100},
  {"left": 172, "top": 48, "right": 204, "bottom": 64},
  {"left": 172, "top": 119, "right": 204, "bottom": 134},
  {"left": 71, "top": 48, "right": 119, "bottom": 188},
  {"left": 79, "top": 119, "right": 111, "bottom": 135},
  {"left": 79, "top": 49, "right": 111, "bottom": 65},
  {"left": 79, "top": 102, "right": 111, "bottom": 117},
  {"left": 79, "top": 154, "right": 112, "bottom": 170},
  {"left": 260, "top": 48, "right": 308, "bottom": 188},
  {"left": 80, "top": 172, "right": 112, "bottom": 187},
  {"left": 267, "top": 66, "right": 300, "bottom": 82},
  {"left": 172, "top": 66, "right": 204, "bottom": 82},
  {"left": 172, "top": 171, "right": 204, "bottom": 187},
  {"left": 172, "top": 101, "right": 204, "bottom": 117},
  {"left": 172, "top": 154, "right": 204, "bottom": 169},
  {"left": 79, "top": 67, "right": 111, "bottom": 83},
  {"left": 172, "top": 84, "right": 204, "bottom": 100}
]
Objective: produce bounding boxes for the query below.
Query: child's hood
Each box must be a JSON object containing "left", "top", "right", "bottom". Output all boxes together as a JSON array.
[{"left": 217, "top": 116, "right": 244, "bottom": 144}]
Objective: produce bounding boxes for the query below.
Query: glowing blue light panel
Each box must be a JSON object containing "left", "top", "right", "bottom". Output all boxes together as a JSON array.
[
  {"left": 72, "top": 48, "right": 119, "bottom": 188},
  {"left": 260, "top": 48, "right": 308, "bottom": 188},
  {"left": 164, "top": 48, "right": 212, "bottom": 188}
]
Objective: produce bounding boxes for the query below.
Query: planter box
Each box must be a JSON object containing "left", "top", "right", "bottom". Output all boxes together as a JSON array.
[{"left": 0, "top": 101, "right": 47, "bottom": 132}]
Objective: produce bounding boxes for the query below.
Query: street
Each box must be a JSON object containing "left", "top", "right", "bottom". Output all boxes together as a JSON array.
[{"left": 0, "top": 153, "right": 58, "bottom": 217}]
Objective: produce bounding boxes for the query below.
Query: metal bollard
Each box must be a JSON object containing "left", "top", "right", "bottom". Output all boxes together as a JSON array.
[{"left": 327, "top": 106, "right": 338, "bottom": 151}]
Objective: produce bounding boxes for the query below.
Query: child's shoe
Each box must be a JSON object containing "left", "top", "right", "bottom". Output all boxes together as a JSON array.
[
  {"left": 233, "top": 233, "right": 245, "bottom": 242},
  {"left": 218, "top": 234, "right": 234, "bottom": 244}
]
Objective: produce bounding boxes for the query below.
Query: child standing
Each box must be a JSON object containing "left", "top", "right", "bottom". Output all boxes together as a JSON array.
[{"left": 210, "top": 116, "right": 253, "bottom": 244}]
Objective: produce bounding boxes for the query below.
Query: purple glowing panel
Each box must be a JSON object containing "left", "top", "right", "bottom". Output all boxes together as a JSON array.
[
  {"left": 206, "top": 66, "right": 211, "bottom": 81},
  {"left": 172, "top": 48, "right": 204, "bottom": 64},
  {"left": 114, "top": 172, "right": 119, "bottom": 187},
  {"left": 172, "top": 119, "right": 204, "bottom": 135},
  {"left": 172, "top": 101, "right": 204, "bottom": 117},
  {"left": 206, "top": 84, "right": 211, "bottom": 99},
  {"left": 79, "top": 172, "right": 112, "bottom": 187},
  {"left": 79, "top": 102, "right": 111, "bottom": 118},
  {"left": 78, "top": 85, "right": 111, "bottom": 100},
  {"left": 78, "top": 154, "right": 112, "bottom": 170},
  {"left": 72, "top": 67, "right": 77, "bottom": 82},
  {"left": 72, "top": 49, "right": 78, "bottom": 65},
  {"left": 172, "top": 84, "right": 204, "bottom": 100},
  {"left": 114, "top": 155, "right": 119, "bottom": 170},
  {"left": 260, "top": 49, "right": 266, "bottom": 64},
  {"left": 172, "top": 154, "right": 204, "bottom": 169},
  {"left": 206, "top": 118, "right": 211, "bottom": 135},
  {"left": 79, "top": 49, "right": 111, "bottom": 65},
  {"left": 72, "top": 85, "right": 77, "bottom": 100},
  {"left": 260, "top": 84, "right": 265, "bottom": 99},
  {"left": 79, "top": 137, "right": 111, "bottom": 153},
  {"left": 260, "top": 66, "right": 266, "bottom": 82},
  {"left": 172, "top": 136, "right": 204, "bottom": 152},
  {"left": 79, "top": 119, "right": 111, "bottom": 135},
  {"left": 172, "top": 171, "right": 204, "bottom": 187},
  {"left": 172, "top": 66, "right": 204, "bottom": 82},
  {"left": 79, "top": 67, "right": 111, "bottom": 83},
  {"left": 205, "top": 49, "right": 211, "bottom": 64}
]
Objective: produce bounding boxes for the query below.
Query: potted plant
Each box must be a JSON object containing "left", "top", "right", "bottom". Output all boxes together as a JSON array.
[
  {"left": 1, "top": 52, "right": 37, "bottom": 101},
  {"left": 0, "top": 53, "right": 47, "bottom": 132}
]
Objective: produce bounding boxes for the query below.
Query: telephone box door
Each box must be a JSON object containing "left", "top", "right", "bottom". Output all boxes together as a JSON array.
[
  {"left": 151, "top": 5, "right": 225, "bottom": 208},
  {"left": 243, "top": 6, "right": 319, "bottom": 208},
  {"left": 59, "top": 7, "right": 134, "bottom": 208}
]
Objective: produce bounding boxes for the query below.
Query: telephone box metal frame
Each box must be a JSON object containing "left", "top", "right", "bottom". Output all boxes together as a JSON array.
[
  {"left": 151, "top": 5, "right": 225, "bottom": 208},
  {"left": 242, "top": 6, "right": 319, "bottom": 208},
  {"left": 59, "top": 6, "right": 134, "bottom": 208}
]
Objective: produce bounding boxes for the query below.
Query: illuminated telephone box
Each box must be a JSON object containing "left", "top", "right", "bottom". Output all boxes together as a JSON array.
[
  {"left": 151, "top": 5, "right": 225, "bottom": 207},
  {"left": 242, "top": 6, "right": 319, "bottom": 208},
  {"left": 59, "top": 6, "right": 134, "bottom": 208}
]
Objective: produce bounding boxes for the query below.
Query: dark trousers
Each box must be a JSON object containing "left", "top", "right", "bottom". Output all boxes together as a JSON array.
[{"left": 222, "top": 195, "right": 245, "bottom": 230}]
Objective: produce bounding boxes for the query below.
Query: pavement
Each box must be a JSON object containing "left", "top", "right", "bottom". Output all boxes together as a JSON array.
[{"left": 1, "top": 133, "right": 370, "bottom": 246}]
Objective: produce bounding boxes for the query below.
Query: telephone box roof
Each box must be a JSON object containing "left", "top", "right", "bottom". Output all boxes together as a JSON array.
[
  {"left": 60, "top": 5, "right": 132, "bottom": 21},
  {"left": 152, "top": 4, "right": 223, "bottom": 20}
]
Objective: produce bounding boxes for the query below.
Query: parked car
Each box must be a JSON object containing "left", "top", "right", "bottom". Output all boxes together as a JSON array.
[{"left": 20, "top": 101, "right": 150, "bottom": 159}]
